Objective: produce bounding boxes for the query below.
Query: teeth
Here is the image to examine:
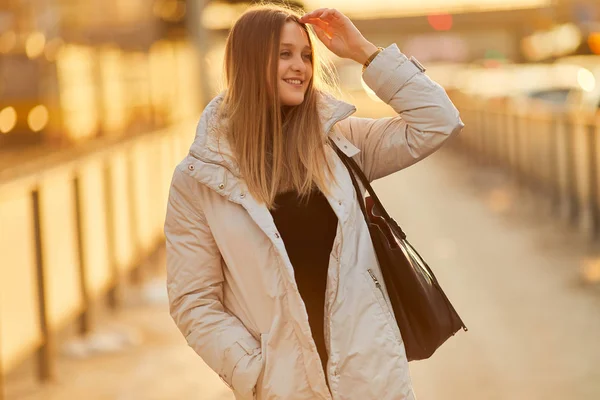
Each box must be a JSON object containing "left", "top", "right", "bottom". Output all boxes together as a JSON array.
[{"left": 285, "top": 79, "right": 302, "bottom": 85}]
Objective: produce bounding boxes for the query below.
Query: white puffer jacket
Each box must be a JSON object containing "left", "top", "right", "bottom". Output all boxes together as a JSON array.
[{"left": 164, "top": 44, "right": 464, "bottom": 400}]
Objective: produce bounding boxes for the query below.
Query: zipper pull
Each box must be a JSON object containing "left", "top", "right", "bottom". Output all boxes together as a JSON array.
[{"left": 367, "top": 269, "right": 381, "bottom": 288}]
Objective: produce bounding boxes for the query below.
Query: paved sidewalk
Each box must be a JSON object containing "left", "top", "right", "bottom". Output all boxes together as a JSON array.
[
  {"left": 378, "top": 151, "right": 600, "bottom": 400},
  {"left": 5, "top": 149, "right": 600, "bottom": 400},
  {"left": 5, "top": 257, "right": 234, "bottom": 400}
]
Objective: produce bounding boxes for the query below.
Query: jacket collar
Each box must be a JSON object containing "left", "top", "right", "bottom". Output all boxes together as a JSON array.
[{"left": 188, "top": 91, "right": 358, "bottom": 178}]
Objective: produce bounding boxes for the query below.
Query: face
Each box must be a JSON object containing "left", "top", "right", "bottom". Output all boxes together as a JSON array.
[{"left": 277, "top": 21, "right": 313, "bottom": 106}]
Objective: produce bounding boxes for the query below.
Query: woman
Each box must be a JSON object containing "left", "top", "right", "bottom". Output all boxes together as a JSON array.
[{"left": 165, "top": 4, "right": 463, "bottom": 400}]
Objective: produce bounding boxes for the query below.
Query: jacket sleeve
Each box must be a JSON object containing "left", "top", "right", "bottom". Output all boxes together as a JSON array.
[
  {"left": 336, "top": 44, "right": 464, "bottom": 181},
  {"left": 164, "top": 165, "right": 262, "bottom": 398}
]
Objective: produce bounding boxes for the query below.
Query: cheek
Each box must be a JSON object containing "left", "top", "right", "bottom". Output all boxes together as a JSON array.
[{"left": 278, "top": 61, "right": 288, "bottom": 79}]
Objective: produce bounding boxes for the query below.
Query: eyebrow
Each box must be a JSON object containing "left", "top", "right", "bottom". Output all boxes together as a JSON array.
[{"left": 280, "top": 43, "right": 311, "bottom": 50}]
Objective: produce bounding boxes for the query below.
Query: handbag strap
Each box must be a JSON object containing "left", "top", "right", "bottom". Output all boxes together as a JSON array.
[
  {"left": 331, "top": 140, "right": 447, "bottom": 288},
  {"left": 332, "top": 141, "right": 370, "bottom": 225},
  {"left": 329, "top": 140, "right": 462, "bottom": 298},
  {"left": 330, "top": 140, "right": 407, "bottom": 240}
]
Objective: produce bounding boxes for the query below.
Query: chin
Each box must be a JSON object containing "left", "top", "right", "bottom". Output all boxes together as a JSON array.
[
  {"left": 281, "top": 95, "right": 305, "bottom": 106},
  {"left": 279, "top": 91, "right": 306, "bottom": 106}
]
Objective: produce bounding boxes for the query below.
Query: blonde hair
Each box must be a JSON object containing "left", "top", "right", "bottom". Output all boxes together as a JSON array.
[{"left": 221, "top": 2, "right": 341, "bottom": 208}]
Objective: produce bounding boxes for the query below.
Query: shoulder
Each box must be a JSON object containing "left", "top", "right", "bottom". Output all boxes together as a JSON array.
[{"left": 170, "top": 157, "right": 208, "bottom": 199}]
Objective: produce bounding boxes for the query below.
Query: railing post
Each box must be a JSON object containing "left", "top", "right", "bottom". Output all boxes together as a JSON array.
[
  {"left": 495, "top": 109, "right": 504, "bottom": 165},
  {"left": 478, "top": 106, "right": 488, "bottom": 165},
  {"left": 548, "top": 114, "right": 561, "bottom": 214},
  {"left": 506, "top": 105, "right": 517, "bottom": 180},
  {"left": 32, "top": 189, "right": 56, "bottom": 382},
  {"left": 570, "top": 113, "right": 595, "bottom": 237},
  {"left": 103, "top": 162, "right": 122, "bottom": 310},
  {"left": 514, "top": 110, "right": 525, "bottom": 189},
  {"left": 587, "top": 121, "right": 599, "bottom": 239},
  {"left": 570, "top": 119, "right": 579, "bottom": 223},
  {"left": 73, "top": 176, "right": 93, "bottom": 335},
  {"left": 498, "top": 108, "right": 508, "bottom": 166},
  {"left": 573, "top": 116, "right": 588, "bottom": 235},
  {"left": 538, "top": 111, "right": 554, "bottom": 211},
  {"left": 127, "top": 149, "right": 144, "bottom": 284},
  {"left": 523, "top": 113, "right": 534, "bottom": 191}
]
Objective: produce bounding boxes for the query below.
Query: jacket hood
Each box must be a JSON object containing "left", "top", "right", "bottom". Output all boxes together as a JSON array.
[{"left": 188, "top": 91, "right": 357, "bottom": 178}]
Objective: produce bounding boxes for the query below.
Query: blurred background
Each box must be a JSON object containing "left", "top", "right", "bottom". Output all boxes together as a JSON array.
[{"left": 1, "top": 0, "right": 600, "bottom": 399}]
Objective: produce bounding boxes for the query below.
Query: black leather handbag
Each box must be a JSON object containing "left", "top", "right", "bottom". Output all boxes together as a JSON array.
[{"left": 333, "top": 143, "right": 468, "bottom": 361}]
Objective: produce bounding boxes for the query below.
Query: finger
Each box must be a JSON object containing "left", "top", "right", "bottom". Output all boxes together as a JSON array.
[
  {"left": 305, "top": 19, "right": 330, "bottom": 32},
  {"left": 321, "top": 8, "right": 333, "bottom": 20},
  {"left": 314, "top": 25, "right": 332, "bottom": 40},
  {"left": 312, "top": 25, "right": 332, "bottom": 45},
  {"left": 320, "top": 8, "right": 342, "bottom": 22},
  {"left": 304, "top": 8, "right": 328, "bottom": 17},
  {"left": 303, "top": 10, "right": 342, "bottom": 28},
  {"left": 303, "top": 17, "right": 329, "bottom": 27},
  {"left": 300, "top": 8, "right": 327, "bottom": 21}
]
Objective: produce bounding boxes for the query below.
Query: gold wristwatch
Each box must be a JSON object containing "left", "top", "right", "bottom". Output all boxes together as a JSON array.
[{"left": 362, "top": 47, "right": 384, "bottom": 73}]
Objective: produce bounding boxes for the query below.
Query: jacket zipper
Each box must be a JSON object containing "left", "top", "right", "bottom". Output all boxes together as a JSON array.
[
  {"left": 367, "top": 268, "right": 393, "bottom": 315},
  {"left": 367, "top": 268, "right": 383, "bottom": 291},
  {"left": 322, "top": 107, "right": 356, "bottom": 394}
]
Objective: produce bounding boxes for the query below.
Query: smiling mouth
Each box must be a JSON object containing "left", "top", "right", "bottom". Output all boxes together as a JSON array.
[{"left": 283, "top": 79, "right": 303, "bottom": 86}]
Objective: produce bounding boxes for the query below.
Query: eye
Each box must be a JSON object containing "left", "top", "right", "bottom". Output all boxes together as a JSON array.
[
  {"left": 303, "top": 53, "right": 312, "bottom": 61},
  {"left": 280, "top": 51, "right": 291, "bottom": 58}
]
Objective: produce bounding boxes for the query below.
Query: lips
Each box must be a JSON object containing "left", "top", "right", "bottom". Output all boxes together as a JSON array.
[{"left": 283, "top": 78, "right": 303, "bottom": 86}]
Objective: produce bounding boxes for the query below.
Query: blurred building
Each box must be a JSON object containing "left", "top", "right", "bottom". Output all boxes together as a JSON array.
[
  {"left": 0, "top": 0, "right": 200, "bottom": 154},
  {"left": 3, "top": 0, "right": 600, "bottom": 154}
]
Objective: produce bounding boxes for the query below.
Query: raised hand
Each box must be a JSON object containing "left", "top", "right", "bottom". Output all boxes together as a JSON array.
[{"left": 300, "top": 8, "right": 378, "bottom": 65}]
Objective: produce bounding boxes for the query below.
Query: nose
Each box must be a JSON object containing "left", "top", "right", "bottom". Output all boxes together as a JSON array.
[{"left": 291, "top": 56, "right": 307, "bottom": 73}]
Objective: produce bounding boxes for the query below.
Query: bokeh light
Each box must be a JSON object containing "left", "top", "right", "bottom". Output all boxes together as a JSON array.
[
  {"left": 427, "top": 14, "right": 453, "bottom": 31},
  {"left": 577, "top": 68, "right": 596, "bottom": 92},
  {"left": 27, "top": 105, "right": 50, "bottom": 132},
  {"left": 588, "top": 32, "right": 600, "bottom": 55},
  {"left": 25, "top": 32, "right": 46, "bottom": 59},
  {"left": 0, "top": 107, "right": 17, "bottom": 134},
  {"left": 153, "top": 0, "right": 186, "bottom": 22}
]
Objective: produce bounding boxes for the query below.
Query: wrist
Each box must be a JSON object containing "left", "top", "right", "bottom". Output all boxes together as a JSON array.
[{"left": 353, "top": 41, "right": 379, "bottom": 65}]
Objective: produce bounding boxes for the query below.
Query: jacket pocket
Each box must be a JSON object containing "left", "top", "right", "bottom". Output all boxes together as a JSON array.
[
  {"left": 254, "top": 333, "right": 269, "bottom": 399},
  {"left": 219, "top": 339, "right": 262, "bottom": 399},
  {"left": 365, "top": 268, "right": 404, "bottom": 347},
  {"left": 366, "top": 268, "right": 394, "bottom": 320}
]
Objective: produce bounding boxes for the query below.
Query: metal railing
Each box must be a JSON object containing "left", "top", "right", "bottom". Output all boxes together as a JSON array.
[
  {"left": 453, "top": 94, "right": 600, "bottom": 239},
  {"left": 0, "top": 120, "right": 195, "bottom": 399}
]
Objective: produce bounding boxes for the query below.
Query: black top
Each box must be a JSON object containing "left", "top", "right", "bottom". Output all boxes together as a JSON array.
[{"left": 269, "top": 189, "right": 338, "bottom": 375}]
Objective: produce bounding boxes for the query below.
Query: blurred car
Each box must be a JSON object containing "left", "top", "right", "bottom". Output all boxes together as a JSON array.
[
  {"left": 553, "top": 55, "right": 600, "bottom": 113},
  {"left": 456, "top": 61, "right": 599, "bottom": 113}
]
